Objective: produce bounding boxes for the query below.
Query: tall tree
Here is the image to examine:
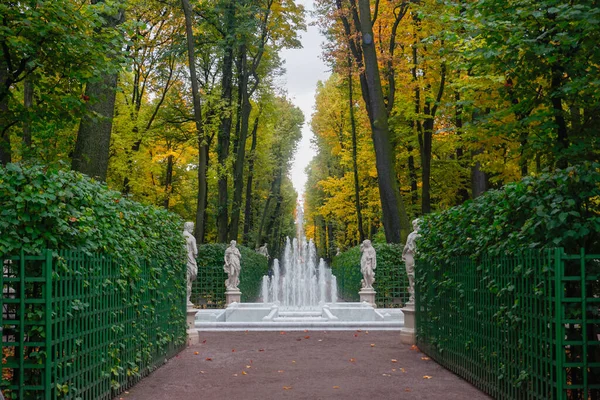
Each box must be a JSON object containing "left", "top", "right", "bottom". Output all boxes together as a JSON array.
[
  {"left": 181, "top": 0, "right": 209, "bottom": 243},
  {"left": 71, "top": 0, "right": 126, "bottom": 180}
]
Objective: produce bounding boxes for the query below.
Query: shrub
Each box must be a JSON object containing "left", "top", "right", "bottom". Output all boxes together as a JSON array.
[
  {"left": 0, "top": 163, "right": 184, "bottom": 261},
  {"left": 191, "top": 243, "right": 269, "bottom": 306},
  {"left": 332, "top": 243, "right": 409, "bottom": 307},
  {"left": 418, "top": 163, "right": 600, "bottom": 264}
]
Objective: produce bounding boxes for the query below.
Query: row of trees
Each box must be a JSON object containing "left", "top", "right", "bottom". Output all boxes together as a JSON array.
[
  {"left": 1, "top": 0, "right": 306, "bottom": 253},
  {"left": 306, "top": 0, "right": 600, "bottom": 257}
]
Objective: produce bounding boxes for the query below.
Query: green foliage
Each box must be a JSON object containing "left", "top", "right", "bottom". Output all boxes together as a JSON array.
[
  {"left": 192, "top": 243, "right": 268, "bottom": 306},
  {"left": 0, "top": 163, "right": 184, "bottom": 261},
  {"left": 418, "top": 163, "right": 600, "bottom": 264},
  {"left": 332, "top": 243, "right": 409, "bottom": 307}
]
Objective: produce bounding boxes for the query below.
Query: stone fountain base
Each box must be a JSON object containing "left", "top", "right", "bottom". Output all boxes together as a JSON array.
[{"left": 193, "top": 302, "right": 404, "bottom": 331}]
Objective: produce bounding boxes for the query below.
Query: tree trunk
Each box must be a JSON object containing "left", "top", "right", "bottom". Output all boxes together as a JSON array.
[
  {"left": 454, "top": 90, "right": 470, "bottom": 203},
  {"left": 347, "top": 62, "right": 365, "bottom": 243},
  {"left": 551, "top": 64, "right": 569, "bottom": 169},
  {"left": 182, "top": 0, "right": 208, "bottom": 243},
  {"left": 22, "top": 78, "right": 34, "bottom": 155},
  {"left": 357, "top": 0, "right": 405, "bottom": 243},
  {"left": 256, "top": 167, "right": 282, "bottom": 249},
  {"left": 217, "top": 1, "right": 236, "bottom": 242},
  {"left": 71, "top": 0, "right": 124, "bottom": 181},
  {"left": 163, "top": 154, "right": 174, "bottom": 209},
  {"left": 243, "top": 115, "right": 260, "bottom": 243},
  {"left": 229, "top": 45, "right": 250, "bottom": 241}
]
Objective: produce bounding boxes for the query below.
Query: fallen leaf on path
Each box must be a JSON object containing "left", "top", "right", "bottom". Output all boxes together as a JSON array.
[
  {"left": 333, "top": 386, "right": 340, "bottom": 389},
  {"left": 258, "top": 349, "right": 265, "bottom": 352},
  {"left": 423, "top": 375, "right": 432, "bottom": 379},
  {"left": 370, "top": 344, "right": 375, "bottom": 347},
  {"left": 349, "top": 358, "right": 356, "bottom": 362},
  {"left": 421, "top": 357, "right": 430, "bottom": 361},
  {"left": 292, "top": 360, "right": 296, "bottom": 363},
  {"left": 280, "top": 331, "right": 286, "bottom": 335},
  {"left": 382, "top": 373, "right": 391, "bottom": 377},
  {"left": 205, "top": 358, "right": 212, "bottom": 361},
  {"left": 278, "top": 370, "right": 285, "bottom": 373},
  {"left": 233, "top": 374, "right": 238, "bottom": 377},
  {"left": 202, "top": 340, "right": 207, "bottom": 344},
  {"left": 246, "top": 365, "right": 251, "bottom": 369},
  {"left": 283, "top": 386, "right": 292, "bottom": 390},
  {"left": 296, "top": 338, "right": 302, "bottom": 341},
  {"left": 401, "top": 368, "right": 406, "bottom": 373},
  {"left": 354, "top": 334, "right": 358, "bottom": 337},
  {"left": 200, "top": 371, "right": 205, "bottom": 374},
  {"left": 392, "top": 368, "right": 397, "bottom": 372},
  {"left": 304, "top": 329, "right": 308, "bottom": 333},
  {"left": 405, "top": 388, "right": 412, "bottom": 392},
  {"left": 356, "top": 329, "right": 362, "bottom": 332},
  {"left": 194, "top": 352, "right": 199, "bottom": 355},
  {"left": 365, "top": 331, "right": 369, "bottom": 334},
  {"left": 391, "top": 359, "right": 397, "bottom": 363},
  {"left": 318, "top": 339, "right": 323, "bottom": 342},
  {"left": 304, "top": 336, "right": 310, "bottom": 339},
  {"left": 241, "top": 371, "right": 248, "bottom": 375},
  {"left": 410, "top": 345, "right": 419, "bottom": 351},
  {"left": 232, "top": 349, "right": 235, "bottom": 352}
]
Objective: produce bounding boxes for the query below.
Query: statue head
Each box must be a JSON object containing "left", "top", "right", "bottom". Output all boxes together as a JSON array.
[
  {"left": 184, "top": 221, "right": 194, "bottom": 233},
  {"left": 363, "top": 239, "right": 372, "bottom": 247},
  {"left": 230, "top": 240, "right": 237, "bottom": 247},
  {"left": 412, "top": 218, "right": 420, "bottom": 232},
  {"left": 264, "top": 243, "right": 267, "bottom": 247}
]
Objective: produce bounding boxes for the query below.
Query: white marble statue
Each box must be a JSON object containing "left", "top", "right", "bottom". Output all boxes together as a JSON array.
[
  {"left": 224, "top": 240, "right": 242, "bottom": 290},
  {"left": 360, "top": 239, "right": 376, "bottom": 289},
  {"left": 402, "top": 218, "right": 420, "bottom": 304},
  {"left": 257, "top": 243, "right": 269, "bottom": 259},
  {"left": 336, "top": 247, "right": 341, "bottom": 256},
  {"left": 183, "top": 222, "right": 198, "bottom": 306}
]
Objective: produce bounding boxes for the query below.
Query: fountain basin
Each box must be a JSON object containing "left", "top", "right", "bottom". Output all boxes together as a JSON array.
[{"left": 194, "top": 302, "right": 404, "bottom": 331}]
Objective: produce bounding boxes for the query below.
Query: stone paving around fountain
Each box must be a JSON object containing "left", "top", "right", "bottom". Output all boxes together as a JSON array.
[{"left": 117, "top": 331, "right": 491, "bottom": 400}]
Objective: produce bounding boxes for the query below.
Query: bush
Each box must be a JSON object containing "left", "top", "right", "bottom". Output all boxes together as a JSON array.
[
  {"left": 191, "top": 243, "right": 269, "bottom": 306},
  {"left": 0, "top": 163, "right": 184, "bottom": 261},
  {"left": 332, "top": 243, "right": 409, "bottom": 307},
  {"left": 419, "top": 163, "right": 600, "bottom": 264}
]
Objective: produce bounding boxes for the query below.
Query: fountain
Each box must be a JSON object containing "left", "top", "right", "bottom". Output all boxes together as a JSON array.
[{"left": 194, "top": 204, "right": 404, "bottom": 331}]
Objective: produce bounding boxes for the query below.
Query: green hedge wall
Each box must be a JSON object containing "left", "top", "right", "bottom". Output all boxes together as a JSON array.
[
  {"left": 418, "top": 163, "right": 600, "bottom": 265},
  {"left": 191, "top": 243, "right": 269, "bottom": 307},
  {"left": 332, "top": 243, "right": 409, "bottom": 308},
  {"left": 0, "top": 163, "right": 184, "bottom": 262}
]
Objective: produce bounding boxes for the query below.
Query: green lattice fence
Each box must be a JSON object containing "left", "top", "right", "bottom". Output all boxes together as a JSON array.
[
  {"left": 190, "top": 244, "right": 268, "bottom": 308},
  {"left": 332, "top": 244, "right": 410, "bottom": 308},
  {"left": 1, "top": 250, "right": 186, "bottom": 400},
  {"left": 416, "top": 248, "right": 600, "bottom": 399}
]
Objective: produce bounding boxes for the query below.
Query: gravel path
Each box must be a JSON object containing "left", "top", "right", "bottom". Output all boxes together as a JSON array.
[{"left": 117, "top": 331, "right": 490, "bottom": 400}]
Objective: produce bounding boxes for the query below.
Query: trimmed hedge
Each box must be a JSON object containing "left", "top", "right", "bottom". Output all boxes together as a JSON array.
[
  {"left": 0, "top": 163, "right": 184, "bottom": 262},
  {"left": 331, "top": 243, "right": 409, "bottom": 308},
  {"left": 419, "top": 163, "right": 600, "bottom": 264},
  {"left": 191, "top": 243, "right": 269, "bottom": 307}
]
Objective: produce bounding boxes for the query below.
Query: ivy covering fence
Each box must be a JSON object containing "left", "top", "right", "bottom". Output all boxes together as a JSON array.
[
  {"left": 1, "top": 163, "right": 188, "bottom": 399},
  {"left": 416, "top": 249, "right": 599, "bottom": 399},
  {"left": 190, "top": 243, "right": 269, "bottom": 308},
  {"left": 1, "top": 250, "right": 186, "bottom": 399},
  {"left": 332, "top": 243, "right": 409, "bottom": 308},
  {"left": 416, "top": 164, "right": 600, "bottom": 399}
]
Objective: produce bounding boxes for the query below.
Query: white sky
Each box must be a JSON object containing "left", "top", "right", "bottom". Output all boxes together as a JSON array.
[{"left": 280, "top": 0, "right": 330, "bottom": 197}]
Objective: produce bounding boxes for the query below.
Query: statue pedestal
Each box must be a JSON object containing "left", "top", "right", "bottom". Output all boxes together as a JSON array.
[
  {"left": 186, "top": 308, "right": 199, "bottom": 346},
  {"left": 400, "top": 302, "right": 416, "bottom": 345},
  {"left": 359, "top": 288, "right": 376, "bottom": 308},
  {"left": 225, "top": 289, "right": 242, "bottom": 305}
]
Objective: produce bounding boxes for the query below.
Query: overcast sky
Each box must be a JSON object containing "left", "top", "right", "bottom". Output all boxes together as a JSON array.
[{"left": 279, "top": 0, "right": 330, "bottom": 198}]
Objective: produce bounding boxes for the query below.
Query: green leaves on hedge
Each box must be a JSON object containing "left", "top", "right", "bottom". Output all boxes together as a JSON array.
[
  {"left": 0, "top": 163, "right": 184, "bottom": 262},
  {"left": 418, "top": 163, "right": 600, "bottom": 264}
]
